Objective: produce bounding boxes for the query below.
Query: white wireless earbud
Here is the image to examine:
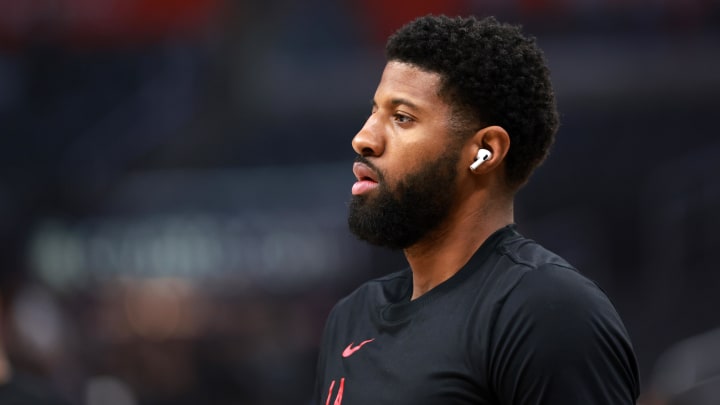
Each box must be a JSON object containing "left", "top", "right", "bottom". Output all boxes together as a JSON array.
[{"left": 469, "top": 149, "right": 492, "bottom": 172}]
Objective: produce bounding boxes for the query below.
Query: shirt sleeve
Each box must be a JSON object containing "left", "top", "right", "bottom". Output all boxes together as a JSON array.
[{"left": 488, "top": 264, "right": 639, "bottom": 405}]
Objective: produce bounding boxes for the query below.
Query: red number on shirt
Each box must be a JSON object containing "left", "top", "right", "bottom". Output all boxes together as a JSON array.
[{"left": 325, "top": 378, "right": 345, "bottom": 405}]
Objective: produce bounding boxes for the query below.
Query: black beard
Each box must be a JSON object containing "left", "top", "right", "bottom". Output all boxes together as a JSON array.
[{"left": 347, "top": 147, "right": 460, "bottom": 250}]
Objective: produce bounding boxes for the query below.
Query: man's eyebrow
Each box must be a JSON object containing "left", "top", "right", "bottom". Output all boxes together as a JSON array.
[
  {"left": 390, "top": 98, "right": 420, "bottom": 110},
  {"left": 371, "top": 98, "right": 421, "bottom": 110}
]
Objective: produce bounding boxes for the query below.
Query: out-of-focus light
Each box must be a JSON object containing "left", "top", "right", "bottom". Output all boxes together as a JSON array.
[
  {"left": 28, "top": 222, "right": 85, "bottom": 290},
  {"left": 85, "top": 376, "right": 137, "bottom": 405},
  {"left": 28, "top": 212, "right": 358, "bottom": 291},
  {"left": 122, "top": 277, "right": 198, "bottom": 341},
  {"left": 11, "top": 286, "right": 65, "bottom": 355}
]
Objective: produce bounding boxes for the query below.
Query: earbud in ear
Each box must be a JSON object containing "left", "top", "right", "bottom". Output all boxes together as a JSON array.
[{"left": 469, "top": 149, "right": 492, "bottom": 172}]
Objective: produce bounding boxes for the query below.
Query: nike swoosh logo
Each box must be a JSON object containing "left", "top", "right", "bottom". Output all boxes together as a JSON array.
[{"left": 342, "top": 338, "right": 375, "bottom": 358}]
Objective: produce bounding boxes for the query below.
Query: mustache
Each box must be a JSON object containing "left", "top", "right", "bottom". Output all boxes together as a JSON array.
[{"left": 354, "top": 155, "right": 385, "bottom": 182}]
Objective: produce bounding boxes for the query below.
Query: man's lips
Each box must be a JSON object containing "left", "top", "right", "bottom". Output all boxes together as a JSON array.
[{"left": 352, "top": 162, "right": 379, "bottom": 195}]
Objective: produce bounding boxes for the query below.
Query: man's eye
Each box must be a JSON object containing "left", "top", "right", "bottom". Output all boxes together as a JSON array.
[{"left": 394, "top": 114, "right": 412, "bottom": 123}]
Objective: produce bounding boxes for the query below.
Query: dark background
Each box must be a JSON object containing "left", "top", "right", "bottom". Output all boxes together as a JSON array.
[{"left": 0, "top": 0, "right": 718, "bottom": 404}]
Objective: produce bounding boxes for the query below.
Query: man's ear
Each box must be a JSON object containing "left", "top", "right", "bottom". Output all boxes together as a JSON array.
[{"left": 466, "top": 125, "right": 510, "bottom": 174}]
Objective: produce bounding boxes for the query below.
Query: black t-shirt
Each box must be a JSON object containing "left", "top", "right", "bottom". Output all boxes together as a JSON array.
[{"left": 314, "top": 225, "right": 639, "bottom": 404}]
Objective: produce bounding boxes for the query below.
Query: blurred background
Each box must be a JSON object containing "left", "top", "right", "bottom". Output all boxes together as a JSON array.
[{"left": 0, "top": 0, "right": 718, "bottom": 404}]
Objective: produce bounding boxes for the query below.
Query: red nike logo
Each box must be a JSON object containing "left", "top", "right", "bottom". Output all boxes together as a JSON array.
[{"left": 342, "top": 338, "right": 375, "bottom": 358}]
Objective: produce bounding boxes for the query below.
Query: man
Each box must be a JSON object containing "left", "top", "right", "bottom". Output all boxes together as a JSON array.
[{"left": 314, "top": 15, "right": 639, "bottom": 404}]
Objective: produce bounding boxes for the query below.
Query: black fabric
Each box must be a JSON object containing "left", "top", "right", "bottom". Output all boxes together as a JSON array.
[{"left": 314, "top": 225, "right": 639, "bottom": 404}]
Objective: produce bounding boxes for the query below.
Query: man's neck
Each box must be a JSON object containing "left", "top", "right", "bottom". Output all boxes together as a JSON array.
[{"left": 404, "top": 199, "right": 513, "bottom": 300}]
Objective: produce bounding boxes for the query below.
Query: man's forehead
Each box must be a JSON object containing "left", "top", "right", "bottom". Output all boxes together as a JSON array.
[{"left": 374, "top": 61, "right": 444, "bottom": 109}]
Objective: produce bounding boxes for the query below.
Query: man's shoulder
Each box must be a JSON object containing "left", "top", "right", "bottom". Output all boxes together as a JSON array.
[
  {"left": 490, "top": 230, "right": 612, "bottom": 311},
  {"left": 497, "top": 231, "right": 576, "bottom": 272}
]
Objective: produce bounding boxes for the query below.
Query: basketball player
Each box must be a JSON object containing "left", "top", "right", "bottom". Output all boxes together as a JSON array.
[{"left": 314, "top": 15, "right": 639, "bottom": 404}]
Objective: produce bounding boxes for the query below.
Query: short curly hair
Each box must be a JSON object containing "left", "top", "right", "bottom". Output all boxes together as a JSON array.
[{"left": 386, "top": 15, "right": 559, "bottom": 189}]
